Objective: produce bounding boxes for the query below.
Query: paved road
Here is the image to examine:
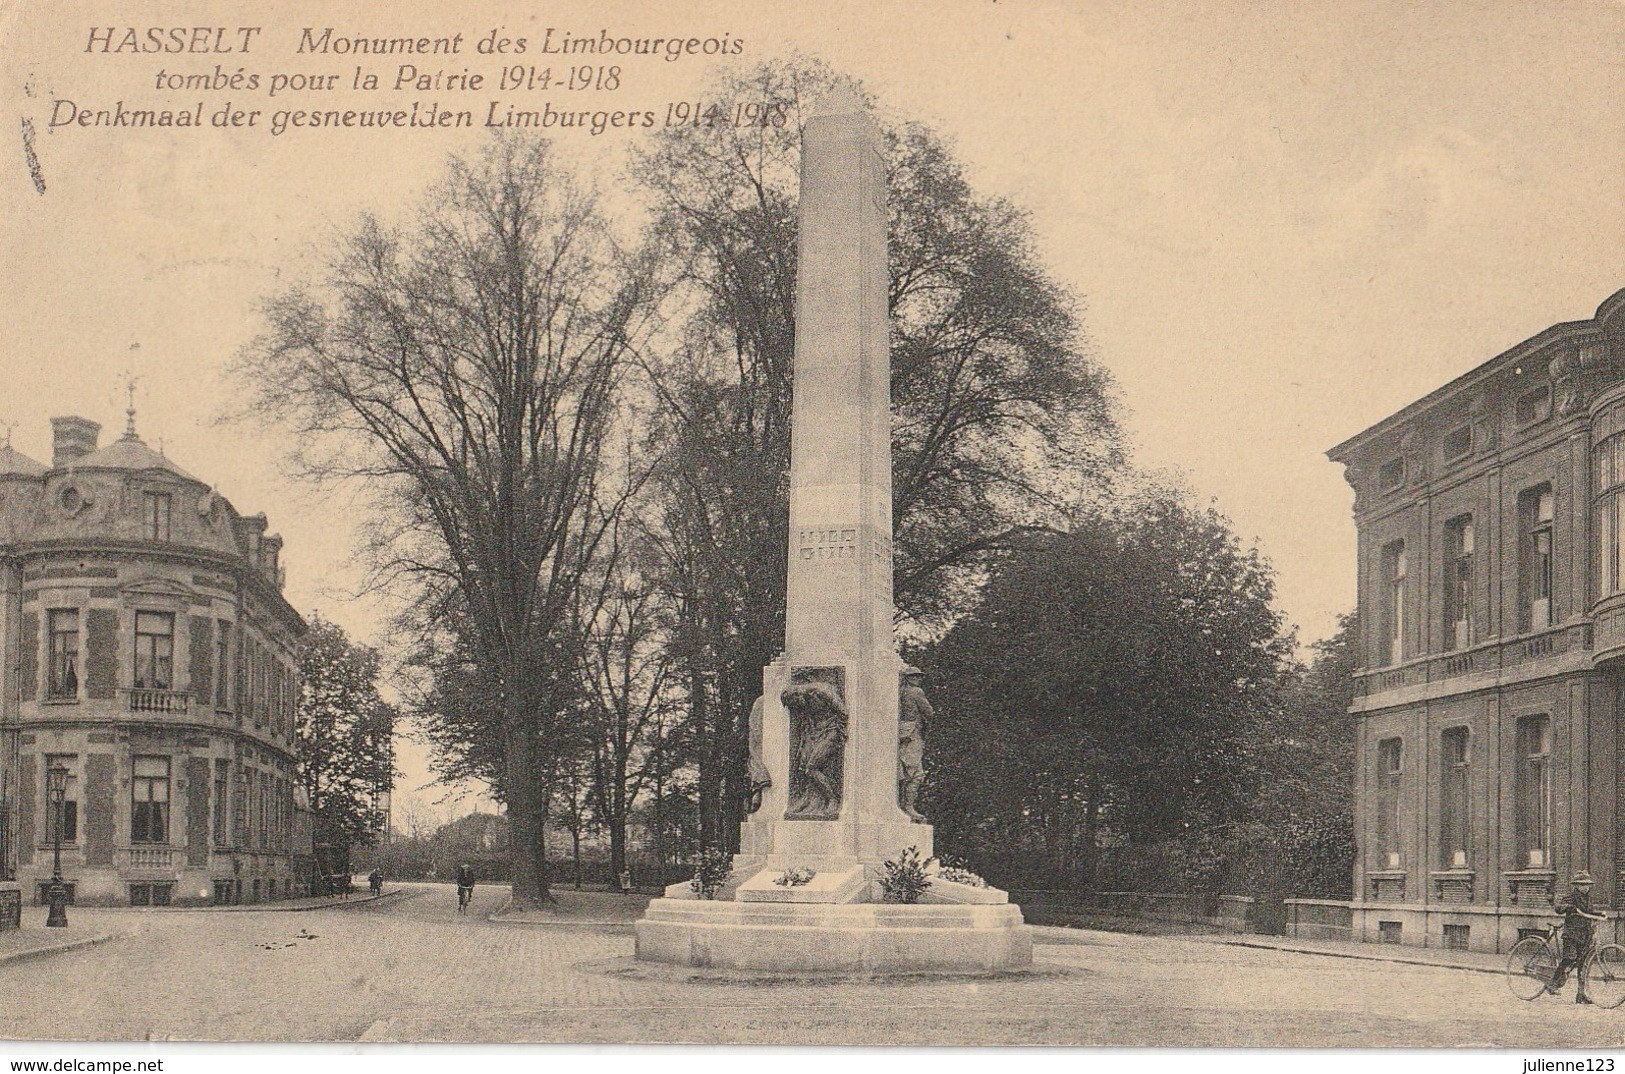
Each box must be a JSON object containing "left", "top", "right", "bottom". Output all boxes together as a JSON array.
[{"left": 3, "top": 884, "right": 1625, "bottom": 1046}]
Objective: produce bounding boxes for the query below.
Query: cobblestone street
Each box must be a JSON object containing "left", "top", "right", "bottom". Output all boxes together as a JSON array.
[{"left": 2, "top": 885, "right": 1625, "bottom": 1047}]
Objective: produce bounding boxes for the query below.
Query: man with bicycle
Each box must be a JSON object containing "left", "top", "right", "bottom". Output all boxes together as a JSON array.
[
  {"left": 1552, "top": 870, "right": 1608, "bottom": 1004},
  {"left": 455, "top": 862, "right": 475, "bottom": 912}
]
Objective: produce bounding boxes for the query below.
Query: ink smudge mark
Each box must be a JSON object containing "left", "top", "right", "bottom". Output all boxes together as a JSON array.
[{"left": 20, "top": 117, "right": 45, "bottom": 194}]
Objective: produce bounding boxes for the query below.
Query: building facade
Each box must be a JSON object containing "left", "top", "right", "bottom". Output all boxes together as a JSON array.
[
  {"left": 1328, "top": 287, "right": 1625, "bottom": 951},
  {"left": 0, "top": 412, "right": 307, "bottom": 906}
]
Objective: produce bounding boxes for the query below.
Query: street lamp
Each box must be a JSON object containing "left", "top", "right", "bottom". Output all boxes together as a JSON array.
[{"left": 45, "top": 762, "right": 68, "bottom": 928}]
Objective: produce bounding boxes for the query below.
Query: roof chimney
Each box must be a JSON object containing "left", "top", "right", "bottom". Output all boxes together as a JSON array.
[{"left": 50, "top": 416, "right": 101, "bottom": 468}]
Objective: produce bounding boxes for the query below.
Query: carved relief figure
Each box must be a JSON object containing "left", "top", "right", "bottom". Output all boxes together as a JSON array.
[
  {"left": 781, "top": 669, "right": 847, "bottom": 820},
  {"left": 898, "top": 665, "right": 931, "bottom": 822},
  {"left": 1552, "top": 342, "right": 1604, "bottom": 416},
  {"left": 741, "top": 695, "right": 772, "bottom": 815}
]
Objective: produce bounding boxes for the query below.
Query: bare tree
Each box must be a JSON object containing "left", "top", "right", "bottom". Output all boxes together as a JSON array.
[
  {"left": 577, "top": 523, "right": 683, "bottom": 882},
  {"left": 237, "top": 137, "right": 654, "bottom": 907}
]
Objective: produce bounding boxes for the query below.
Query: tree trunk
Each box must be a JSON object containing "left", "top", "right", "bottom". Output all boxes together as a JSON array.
[
  {"left": 503, "top": 713, "right": 550, "bottom": 908},
  {"left": 571, "top": 826, "right": 582, "bottom": 890},
  {"left": 693, "top": 668, "right": 720, "bottom": 848},
  {"left": 1081, "top": 774, "right": 1101, "bottom": 893},
  {"left": 610, "top": 817, "right": 626, "bottom": 882}
]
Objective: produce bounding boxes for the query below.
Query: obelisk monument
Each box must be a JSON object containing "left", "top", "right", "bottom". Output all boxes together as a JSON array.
[
  {"left": 737, "top": 82, "right": 926, "bottom": 870},
  {"left": 635, "top": 85, "right": 1028, "bottom": 972}
]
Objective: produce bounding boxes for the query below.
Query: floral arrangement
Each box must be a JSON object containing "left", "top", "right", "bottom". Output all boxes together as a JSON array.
[
  {"left": 936, "top": 865, "right": 988, "bottom": 888},
  {"left": 879, "top": 845, "right": 935, "bottom": 904},
  {"left": 689, "top": 845, "right": 734, "bottom": 900},
  {"left": 773, "top": 866, "right": 816, "bottom": 887}
]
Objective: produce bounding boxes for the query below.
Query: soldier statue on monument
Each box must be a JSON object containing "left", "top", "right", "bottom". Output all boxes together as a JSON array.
[{"left": 898, "top": 665, "right": 931, "bottom": 822}]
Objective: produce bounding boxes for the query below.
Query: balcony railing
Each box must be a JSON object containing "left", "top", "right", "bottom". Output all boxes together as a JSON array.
[
  {"left": 1354, "top": 623, "right": 1593, "bottom": 698},
  {"left": 126, "top": 689, "right": 189, "bottom": 714},
  {"left": 120, "top": 846, "right": 176, "bottom": 872}
]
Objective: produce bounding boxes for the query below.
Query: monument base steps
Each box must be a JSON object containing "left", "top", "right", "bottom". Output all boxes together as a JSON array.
[{"left": 634, "top": 899, "right": 1033, "bottom": 974}]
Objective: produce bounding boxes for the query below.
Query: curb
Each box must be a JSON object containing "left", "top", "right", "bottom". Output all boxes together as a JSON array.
[
  {"left": 1215, "top": 937, "right": 1502, "bottom": 976},
  {"left": 79, "top": 888, "right": 407, "bottom": 914},
  {"left": 485, "top": 895, "right": 641, "bottom": 928},
  {"left": 0, "top": 931, "right": 120, "bottom": 968}
]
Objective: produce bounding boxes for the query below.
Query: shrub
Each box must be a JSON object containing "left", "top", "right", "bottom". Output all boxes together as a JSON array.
[
  {"left": 689, "top": 845, "right": 733, "bottom": 900},
  {"left": 879, "top": 846, "right": 934, "bottom": 903}
]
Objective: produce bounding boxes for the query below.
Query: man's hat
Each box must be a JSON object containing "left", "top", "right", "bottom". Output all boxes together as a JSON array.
[
  {"left": 901, "top": 664, "right": 924, "bottom": 677},
  {"left": 1574, "top": 870, "right": 1595, "bottom": 885}
]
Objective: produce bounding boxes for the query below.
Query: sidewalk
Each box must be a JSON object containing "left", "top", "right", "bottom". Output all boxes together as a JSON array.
[
  {"left": 0, "top": 925, "right": 117, "bottom": 967},
  {"left": 1193, "top": 929, "right": 1506, "bottom": 974},
  {"left": 150, "top": 887, "right": 404, "bottom": 913},
  {"left": 489, "top": 887, "right": 651, "bottom": 926}
]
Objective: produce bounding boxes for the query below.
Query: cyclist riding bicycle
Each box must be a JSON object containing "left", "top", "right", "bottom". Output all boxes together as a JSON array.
[
  {"left": 1551, "top": 870, "right": 1609, "bottom": 1004},
  {"left": 455, "top": 862, "right": 475, "bottom": 911}
]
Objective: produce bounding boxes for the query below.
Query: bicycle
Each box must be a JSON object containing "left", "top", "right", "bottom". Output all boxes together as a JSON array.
[
  {"left": 1506, "top": 923, "right": 1625, "bottom": 1007},
  {"left": 457, "top": 884, "right": 473, "bottom": 914}
]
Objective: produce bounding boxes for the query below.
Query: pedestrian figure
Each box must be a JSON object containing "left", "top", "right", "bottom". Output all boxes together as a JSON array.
[
  {"left": 368, "top": 869, "right": 383, "bottom": 897},
  {"left": 620, "top": 869, "right": 632, "bottom": 896},
  {"left": 1552, "top": 870, "right": 1609, "bottom": 1004}
]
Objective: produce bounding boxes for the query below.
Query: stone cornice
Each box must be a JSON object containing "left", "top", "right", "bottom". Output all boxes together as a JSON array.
[
  {"left": 0, "top": 538, "right": 306, "bottom": 634},
  {"left": 1328, "top": 312, "right": 1614, "bottom": 464}
]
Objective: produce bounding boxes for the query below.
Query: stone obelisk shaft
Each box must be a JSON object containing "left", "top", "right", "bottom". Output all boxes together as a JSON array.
[
  {"left": 739, "top": 87, "right": 924, "bottom": 867},
  {"left": 785, "top": 93, "right": 895, "bottom": 663}
]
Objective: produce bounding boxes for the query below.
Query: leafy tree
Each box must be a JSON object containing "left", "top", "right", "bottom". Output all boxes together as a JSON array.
[
  {"left": 238, "top": 138, "right": 652, "bottom": 907},
  {"left": 925, "top": 482, "right": 1292, "bottom": 889},
  {"left": 1253, "top": 613, "right": 1358, "bottom": 897},
  {"left": 295, "top": 616, "right": 397, "bottom": 864},
  {"left": 633, "top": 58, "right": 1122, "bottom": 847}
]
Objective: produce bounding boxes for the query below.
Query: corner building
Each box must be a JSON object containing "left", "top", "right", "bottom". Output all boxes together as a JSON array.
[
  {"left": 0, "top": 413, "right": 306, "bottom": 906},
  {"left": 1328, "top": 288, "right": 1625, "bottom": 951}
]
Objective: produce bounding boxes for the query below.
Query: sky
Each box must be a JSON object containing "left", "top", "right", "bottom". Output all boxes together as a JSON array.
[{"left": 3, "top": 0, "right": 1622, "bottom": 821}]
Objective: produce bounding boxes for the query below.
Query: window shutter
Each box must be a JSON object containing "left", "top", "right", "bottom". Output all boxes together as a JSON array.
[
  {"left": 16, "top": 757, "right": 34, "bottom": 865},
  {"left": 85, "top": 609, "right": 119, "bottom": 700},
  {"left": 186, "top": 757, "right": 211, "bottom": 867},
  {"left": 188, "top": 616, "right": 213, "bottom": 705},
  {"left": 84, "top": 754, "right": 116, "bottom": 866},
  {"left": 18, "top": 611, "right": 38, "bottom": 702}
]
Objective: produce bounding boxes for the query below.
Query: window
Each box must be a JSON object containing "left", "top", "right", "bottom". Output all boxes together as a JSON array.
[
  {"left": 44, "top": 754, "right": 77, "bottom": 844},
  {"left": 131, "top": 755, "right": 170, "bottom": 844},
  {"left": 128, "top": 882, "right": 172, "bottom": 907},
  {"left": 234, "top": 770, "right": 248, "bottom": 846},
  {"left": 1376, "top": 737, "right": 1403, "bottom": 869},
  {"left": 1515, "top": 716, "right": 1552, "bottom": 868},
  {"left": 1520, "top": 487, "right": 1555, "bottom": 632},
  {"left": 215, "top": 621, "right": 231, "bottom": 710},
  {"left": 1444, "top": 518, "right": 1474, "bottom": 651},
  {"left": 212, "top": 761, "right": 229, "bottom": 848},
  {"left": 1378, "top": 921, "right": 1402, "bottom": 944},
  {"left": 1382, "top": 541, "right": 1407, "bottom": 665},
  {"left": 1595, "top": 435, "right": 1625, "bottom": 597},
  {"left": 1443, "top": 425, "right": 1472, "bottom": 462},
  {"left": 134, "top": 611, "right": 175, "bottom": 691},
  {"left": 1379, "top": 458, "right": 1406, "bottom": 490},
  {"left": 1516, "top": 386, "right": 1551, "bottom": 426},
  {"left": 46, "top": 609, "right": 79, "bottom": 700},
  {"left": 1443, "top": 924, "right": 1470, "bottom": 951},
  {"left": 143, "top": 491, "right": 172, "bottom": 541},
  {"left": 1439, "top": 728, "right": 1470, "bottom": 868}
]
